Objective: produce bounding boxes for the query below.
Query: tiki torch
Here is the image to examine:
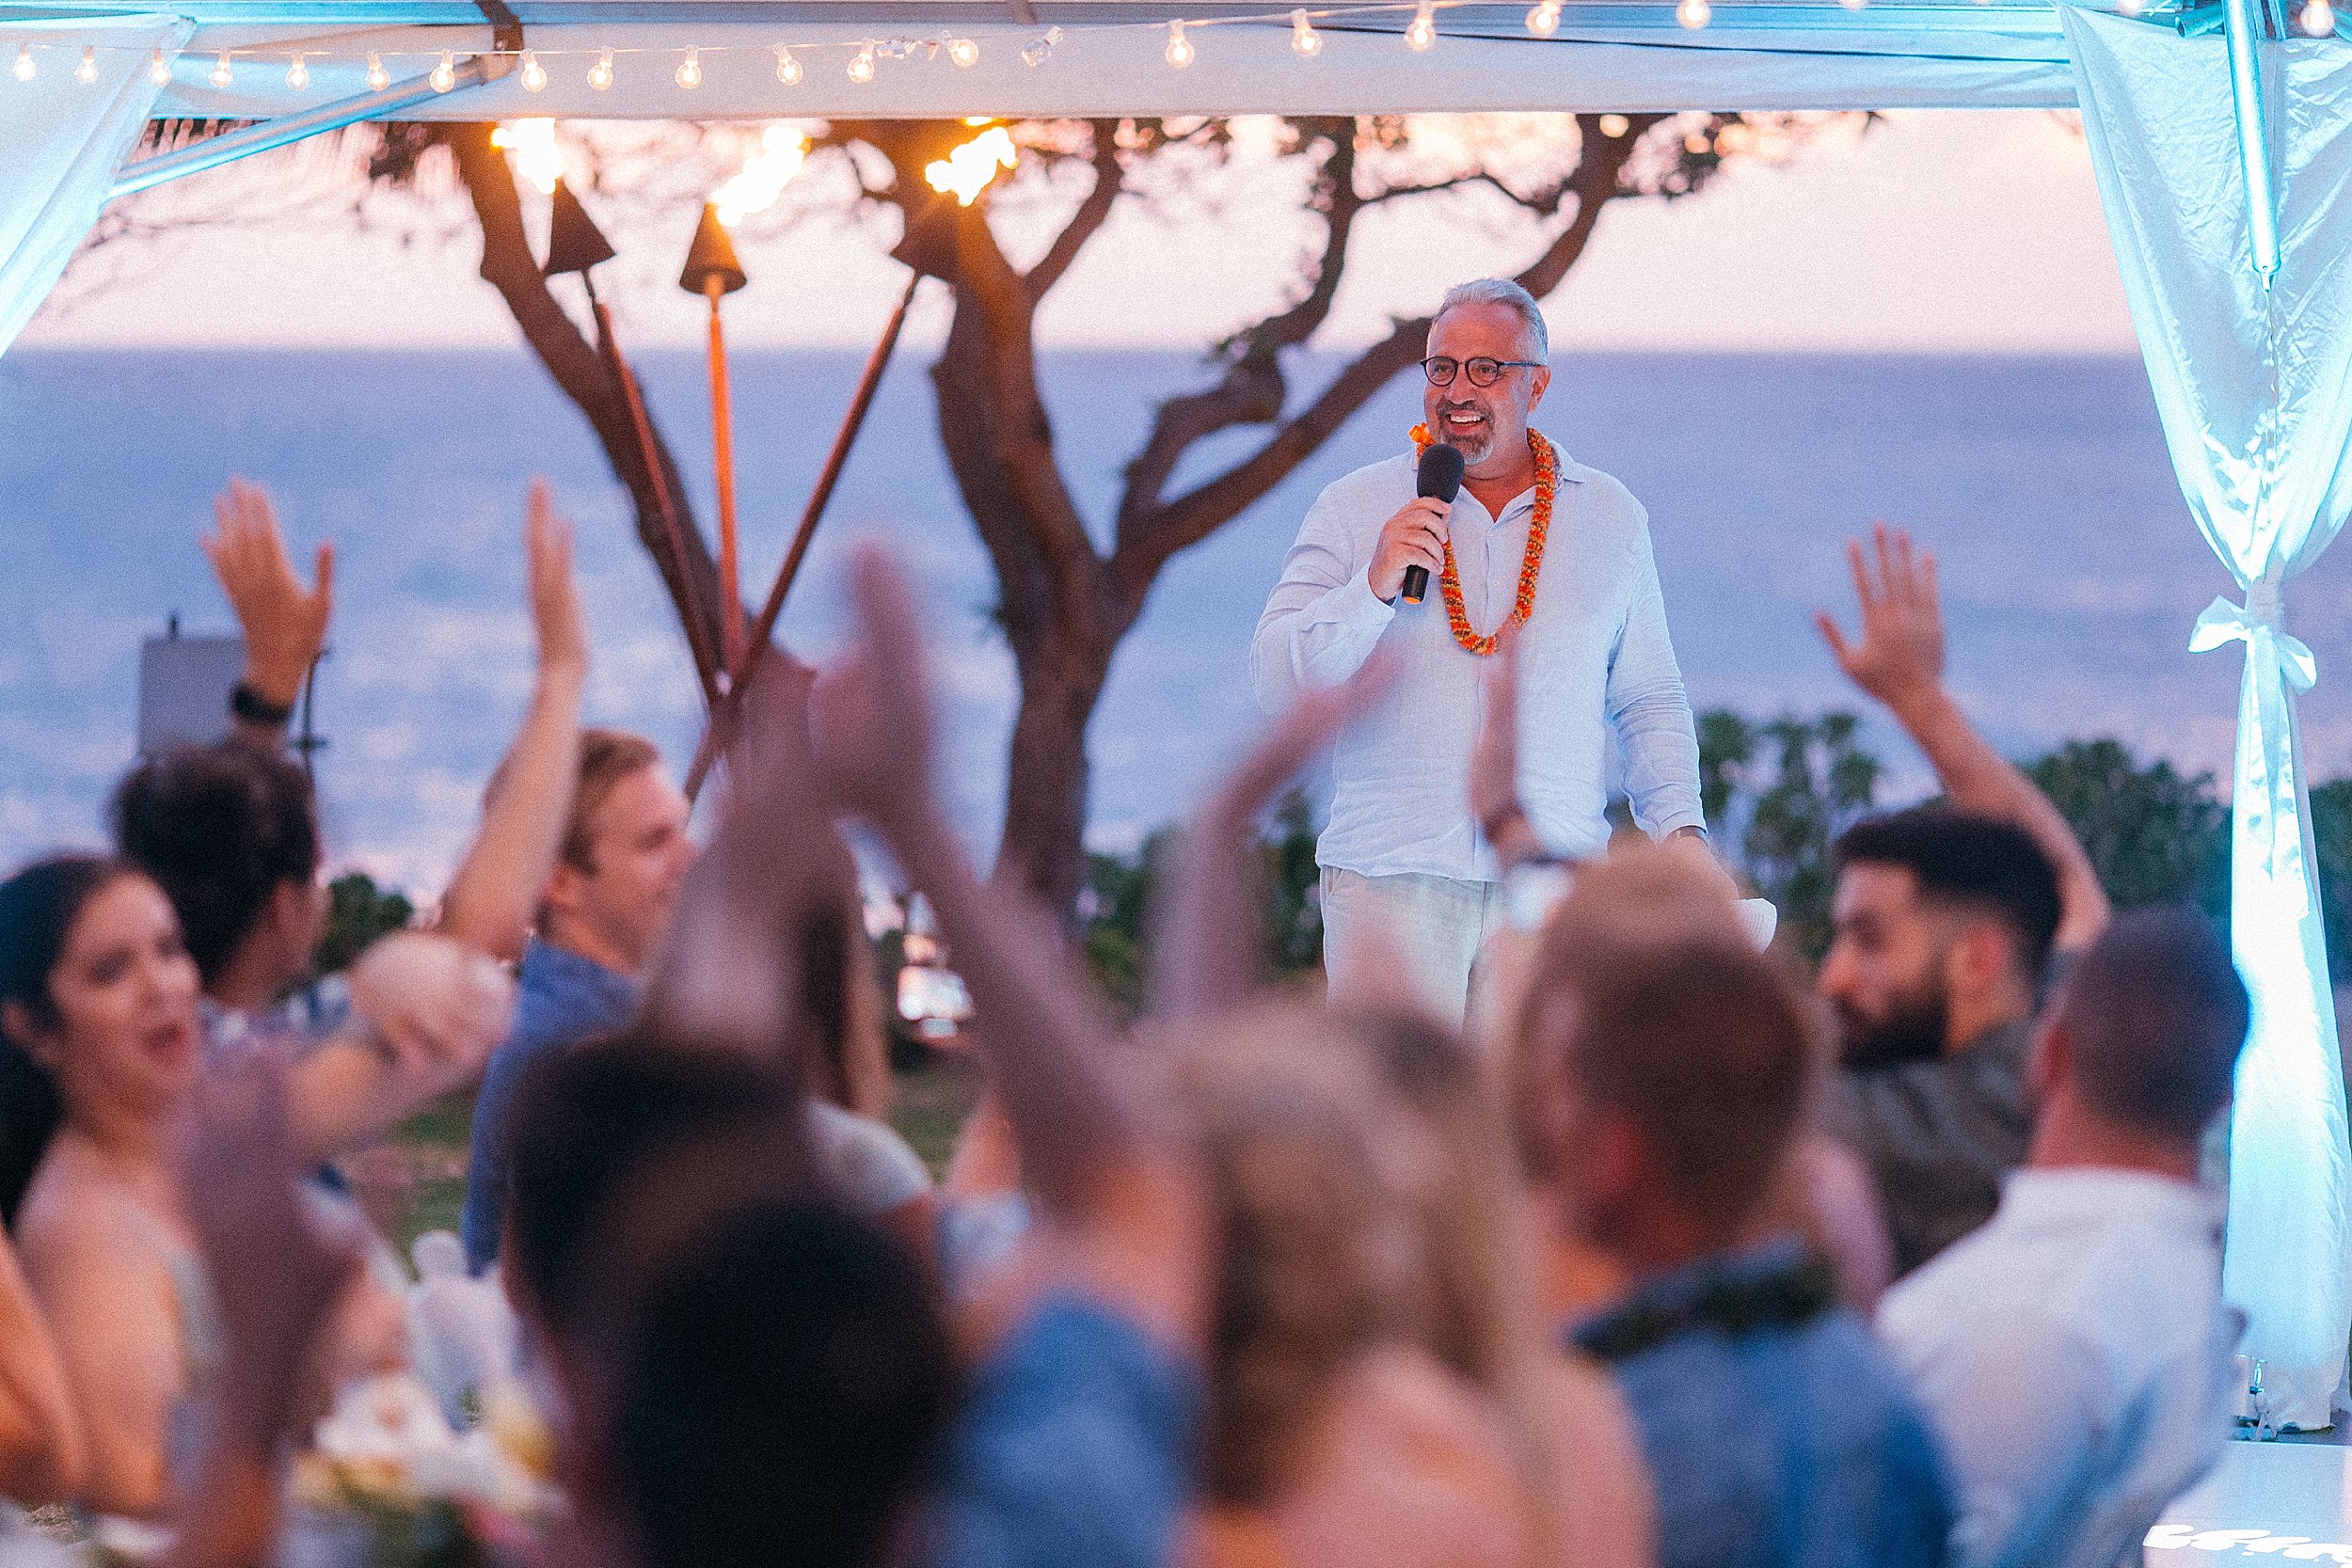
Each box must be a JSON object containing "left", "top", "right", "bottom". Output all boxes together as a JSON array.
[{"left": 679, "top": 202, "right": 749, "bottom": 672}]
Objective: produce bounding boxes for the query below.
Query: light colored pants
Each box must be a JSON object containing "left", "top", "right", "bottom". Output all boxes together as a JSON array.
[{"left": 1320, "top": 866, "right": 1509, "bottom": 1029}]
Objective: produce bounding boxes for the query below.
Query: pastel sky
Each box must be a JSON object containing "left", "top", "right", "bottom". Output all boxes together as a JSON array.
[{"left": 23, "top": 107, "right": 2137, "bottom": 355}]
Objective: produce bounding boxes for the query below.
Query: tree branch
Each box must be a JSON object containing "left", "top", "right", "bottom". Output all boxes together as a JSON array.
[{"left": 1024, "top": 120, "right": 1124, "bottom": 303}]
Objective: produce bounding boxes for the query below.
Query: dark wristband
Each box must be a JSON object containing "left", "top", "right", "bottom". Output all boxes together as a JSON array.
[{"left": 230, "top": 681, "right": 295, "bottom": 727}]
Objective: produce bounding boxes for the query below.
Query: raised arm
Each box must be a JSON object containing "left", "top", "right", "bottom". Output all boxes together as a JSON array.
[
  {"left": 1817, "top": 524, "right": 2110, "bottom": 952},
  {"left": 813, "top": 550, "right": 1202, "bottom": 1344},
  {"left": 201, "top": 479, "right": 333, "bottom": 752},
  {"left": 435, "top": 482, "right": 589, "bottom": 964},
  {"left": 1154, "top": 663, "right": 1380, "bottom": 1021}
]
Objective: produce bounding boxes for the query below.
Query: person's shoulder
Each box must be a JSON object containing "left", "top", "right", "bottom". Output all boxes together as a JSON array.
[
  {"left": 807, "top": 1101, "right": 933, "bottom": 1212},
  {"left": 1311, "top": 452, "right": 1415, "bottom": 513}
]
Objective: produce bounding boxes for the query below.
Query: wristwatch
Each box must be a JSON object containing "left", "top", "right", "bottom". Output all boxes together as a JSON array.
[{"left": 230, "top": 681, "right": 294, "bottom": 727}]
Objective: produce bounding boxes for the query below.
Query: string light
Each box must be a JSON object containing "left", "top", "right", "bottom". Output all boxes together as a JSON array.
[
  {"left": 772, "top": 44, "right": 802, "bottom": 84},
  {"left": 211, "top": 51, "right": 233, "bottom": 87},
  {"left": 2301, "top": 0, "right": 2335, "bottom": 32},
  {"left": 848, "top": 44, "right": 877, "bottom": 82},
  {"left": 1676, "top": 0, "right": 1711, "bottom": 26},
  {"left": 75, "top": 45, "right": 97, "bottom": 84},
  {"left": 1406, "top": 1, "right": 1438, "bottom": 51},
  {"left": 589, "top": 48, "right": 614, "bottom": 88},
  {"left": 519, "top": 49, "right": 547, "bottom": 90},
  {"left": 948, "top": 36, "right": 980, "bottom": 66},
  {"left": 11, "top": 44, "right": 32, "bottom": 81},
  {"left": 1166, "top": 19, "right": 1196, "bottom": 67},
  {"left": 675, "top": 46, "right": 702, "bottom": 87},
  {"left": 430, "top": 50, "right": 456, "bottom": 91},
  {"left": 1598, "top": 112, "right": 1630, "bottom": 136},
  {"left": 1838, "top": 0, "right": 1867, "bottom": 11},
  {"left": 285, "top": 55, "right": 309, "bottom": 88},
  {"left": 150, "top": 48, "right": 172, "bottom": 87},
  {"left": 1022, "top": 26, "right": 1063, "bottom": 66},
  {"left": 1527, "top": 1, "right": 1564, "bottom": 34},
  {"left": 1292, "top": 9, "right": 1325, "bottom": 54},
  {"left": 365, "top": 51, "right": 389, "bottom": 89}
]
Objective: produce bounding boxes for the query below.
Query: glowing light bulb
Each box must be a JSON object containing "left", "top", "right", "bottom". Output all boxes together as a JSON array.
[
  {"left": 948, "top": 36, "right": 980, "bottom": 67},
  {"left": 1406, "top": 1, "right": 1438, "bottom": 50},
  {"left": 1165, "top": 20, "right": 1196, "bottom": 67},
  {"left": 150, "top": 49, "right": 172, "bottom": 86},
  {"left": 848, "top": 45, "right": 876, "bottom": 82},
  {"left": 1838, "top": 0, "right": 1867, "bottom": 11},
  {"left": 1292, "top": 9, "right": 1325, "bottom": 54},
  {"left": 2301, "top": 0, "right": 2335, "bottom": 31},
  {"left": 1676, "top": 0, "right": 1710, "bottom": 26},
  {"left": 772, "top": 45, "right": 802, "bottom": 84},
  {"left": 11, "top": 44, "right": 32, "bottom": 81},
  {"left": 365, "top": 52, "right": 389, "bottom": 89},
  {"left": 1527, "top": 1, "right": 1563, "bottom": 33},
  {"left": 430, "top": 51, "right": 456, "bottom": 91},
  {"left": 675, "top": 47, "right": 701, "bottom": 87},
  {"left": 1597, "top": 112, "right": 1629, "bottom": 136},
  {"left": 589, "top": 48, "right": 614, "bottom": 89},
  {"left": 212, "top": 51, "right": 234, "bottom": 87},
  {"left": 74, "top": 46, "right": 97, "bottom": 84},
  {"left": 519, "top": 49, "right": 546, "bottom": 89},
  {"left": 285, "top": 55, "right": 308, "bottom": 88}
]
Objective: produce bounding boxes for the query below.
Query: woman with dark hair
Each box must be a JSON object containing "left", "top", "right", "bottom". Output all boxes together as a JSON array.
[
  {"left": 0, "top": 855, "right": 212, "bottom": 1516},
  {"left": 0, "top": 854, "right": 513, "bottom": 1520}
]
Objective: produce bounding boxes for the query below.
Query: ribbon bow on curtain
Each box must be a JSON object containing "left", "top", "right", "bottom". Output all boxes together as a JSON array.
[
  {"left": 2189, "top": 580, "right": 2318, "bottom": 690},
  {"left": 2190, "top": 578, "right": 2318, "bottom": 914}
]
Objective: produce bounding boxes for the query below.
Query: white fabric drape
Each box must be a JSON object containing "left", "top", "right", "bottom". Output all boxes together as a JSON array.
[
  {"left": 2063, "top": 4, "right": 2352, "bottom": 1430},
  {"left": 0, "top": 14, "right": 190, "bottom": 359}
]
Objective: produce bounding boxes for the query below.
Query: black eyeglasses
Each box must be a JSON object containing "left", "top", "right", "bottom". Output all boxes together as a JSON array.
[{"left": 1421, "top": 356, "right": 1543, "bottom": 388}]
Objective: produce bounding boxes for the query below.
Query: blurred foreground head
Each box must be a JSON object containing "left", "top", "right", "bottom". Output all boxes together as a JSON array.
[
  {"left": 2037, "top": 907, "right": 2248, "bottom": 1144},
  {"left": 614, "top": 1200, "right": 956, "bottom": 1568},
  {"left": 1515, "top": 847, "right": 1814, "bottom": 1270}
]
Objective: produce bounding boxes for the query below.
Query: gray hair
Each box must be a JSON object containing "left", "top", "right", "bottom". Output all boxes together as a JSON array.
[{"left": 1436, "top": 278, "right": 1549, "bottom": 362}]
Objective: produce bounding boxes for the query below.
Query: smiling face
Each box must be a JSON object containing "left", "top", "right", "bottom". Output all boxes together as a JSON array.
[
  {"left": 24, "top": 873, "right": 204, "bottom": 1125},
  {"left": 1422, "top": 299, "right": 1552, "bottom": 475}
]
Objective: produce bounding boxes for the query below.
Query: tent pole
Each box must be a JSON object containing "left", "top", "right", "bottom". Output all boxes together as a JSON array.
[{"left": 2221, "top": 0, "right": 2282, "bottom": 277}]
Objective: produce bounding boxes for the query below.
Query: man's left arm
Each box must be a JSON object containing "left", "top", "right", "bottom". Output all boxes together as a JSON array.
[{"left": 1606, "top": 518, "right": 1706, "bottom": 841}]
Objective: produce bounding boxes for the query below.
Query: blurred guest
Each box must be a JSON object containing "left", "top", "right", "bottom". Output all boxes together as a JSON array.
[
  {"left": 119, "top": 480, "right": 588, "bottom": 1159},
  {"left": 460, "top": 728, "right": 693, "bottom": 1269},
  {"left": 1878, "top": 910, "right": 2248, "bottom": 1568},
  {"left": 0, "top": 1224, "right": 78, "bottom": 1507},
  {"left": 1815, "top": 527, "right": 2109, "bottom": 1275},
  {"left": 1520, "top": 852, "right": 1952, "bottom": 1568},
  {"left": 0, "top": 856, "right": 507, "bottom": 1518}
]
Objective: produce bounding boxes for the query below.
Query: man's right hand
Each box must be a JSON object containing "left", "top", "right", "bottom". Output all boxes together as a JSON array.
[{"left": 1371, "top": 497, "right": 1451, "bottom": 603}]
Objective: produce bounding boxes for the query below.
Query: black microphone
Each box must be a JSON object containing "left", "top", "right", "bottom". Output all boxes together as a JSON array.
[{"left": 1404, "top": 443, "right": 1465, "bottom": 607}]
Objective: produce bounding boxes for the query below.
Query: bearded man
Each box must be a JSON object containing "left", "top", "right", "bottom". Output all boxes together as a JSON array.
[{"left": 1251, "top": 277, "right": 1711, "bottom": 1024}]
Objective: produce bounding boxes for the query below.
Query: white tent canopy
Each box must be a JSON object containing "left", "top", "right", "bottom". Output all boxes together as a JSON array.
[{"left": 7, "top": 0, "right": 2352, "bottom": 1432}]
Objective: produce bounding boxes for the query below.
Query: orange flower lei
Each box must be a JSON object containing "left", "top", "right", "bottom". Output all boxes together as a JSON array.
[{"left": 1407, "top": 423, "right": 1557, "bottom": 657}]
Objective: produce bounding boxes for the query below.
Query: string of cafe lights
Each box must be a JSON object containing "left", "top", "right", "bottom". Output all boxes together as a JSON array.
[{"left": 9, "top": 0, "right": 2295, "bottom": 92}]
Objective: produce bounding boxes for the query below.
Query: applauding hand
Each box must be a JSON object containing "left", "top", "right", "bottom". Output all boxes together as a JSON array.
[
  {"left": 1816, "top": 523, "right": 1945, "bottom": 717},
  {"left": 811, "top": 547, "right": 935, "bottom": 833},
  {"left": 203, "top": 478, "right": 334, "bottom": 713}
]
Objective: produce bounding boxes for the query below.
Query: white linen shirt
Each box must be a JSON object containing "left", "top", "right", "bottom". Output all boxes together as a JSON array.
[
  {"left": 1876, "top": 1167, "right": 2243, "bottom": 1568},
  {"left": 1250, "top": 440, "right": 1703, "bottom": 881}
]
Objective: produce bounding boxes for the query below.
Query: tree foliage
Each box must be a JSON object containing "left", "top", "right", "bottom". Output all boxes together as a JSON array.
[{"left": 312, "top": 870, "right": 415, "bottom": 976}]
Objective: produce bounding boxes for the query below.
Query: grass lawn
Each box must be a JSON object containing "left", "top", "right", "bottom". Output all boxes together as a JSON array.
[{"left": 356, "top": 1052, "right": 985, "bottom": 1261}]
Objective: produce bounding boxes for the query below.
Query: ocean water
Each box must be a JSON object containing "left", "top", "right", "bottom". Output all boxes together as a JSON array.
[{"left": 6, "top": 346, "right": 2346, "bottom": 891}]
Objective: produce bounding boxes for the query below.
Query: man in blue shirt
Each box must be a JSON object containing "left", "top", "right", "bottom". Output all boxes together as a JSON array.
[
  {"left": 1521, "top": 852, "right": 1955, "bottom": 1568},
  {"left": 461, "top": 729, "right": 694, "bottom": 1270}
]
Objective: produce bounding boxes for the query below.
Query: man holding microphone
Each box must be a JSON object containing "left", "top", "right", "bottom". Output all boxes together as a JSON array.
[{"left": 1252, "top": 278, "right": 1710, "bottom": 1023}]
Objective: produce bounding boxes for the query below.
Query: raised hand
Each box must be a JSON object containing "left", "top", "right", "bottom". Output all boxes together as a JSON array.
[
  {"left": 202, "top": 478, "right": 334, "bottom": 713},
  {"left": 1156, "top": 656, "right": 1390, "bottom": 1021},
  {"left": 1816, "top": 523, "right": 1945, "bottom": 716},
  {"left": 810, "top": 547, "right": 935, "bottom": 832},
  {"left": 525, "top": 479, "right": 587, "bottom": 689}
]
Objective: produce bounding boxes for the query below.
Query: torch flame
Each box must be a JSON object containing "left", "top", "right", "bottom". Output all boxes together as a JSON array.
[
  {"left": 490, "top": 119, "right": 562, "bottom": 197},
  {"left": 714, "top": 125, "right": 810, "bottom": 228},
  {"left": 925, "top": 126, "right": 1018, "bottom": 207}
]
